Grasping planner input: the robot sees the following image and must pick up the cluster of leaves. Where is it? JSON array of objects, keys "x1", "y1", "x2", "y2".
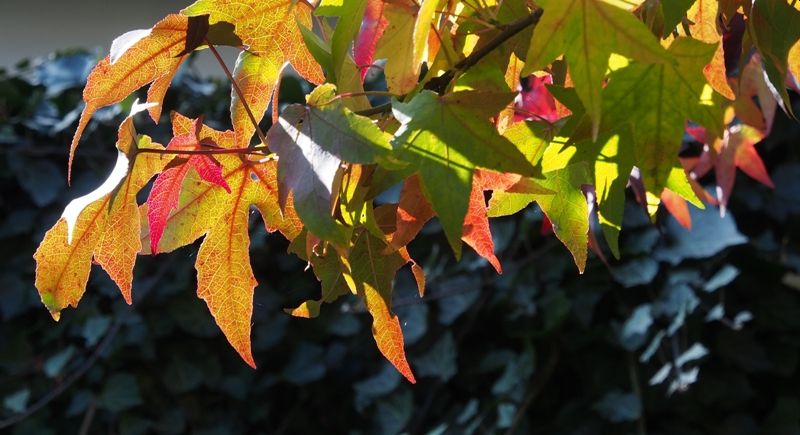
[
  {"x1": 4, "y1": 46, "x2": 800, "y2": 434},
  {"x1": 29, "y1": 0, "x2": 800, "y2": 385}
]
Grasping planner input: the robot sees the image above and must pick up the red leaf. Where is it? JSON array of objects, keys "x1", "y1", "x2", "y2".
[
  {"x1": 354, "y1": 0, "x2": 389, "y2": 81},
  {"x1": 514, "y1": 74, "x2": 561, "y2": 123},
  {"x1": 661, "y1": 188, "x2": 692, "y2": 230},
  {"x1": 146, "y1": 118, "x2": 231, "y2": 253},
  {"x1": 716, "y1": 125, "x2": 773, "y2": 213}
]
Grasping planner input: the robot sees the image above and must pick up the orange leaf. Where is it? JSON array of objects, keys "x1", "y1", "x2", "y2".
[
  {"x1": 138, "y1": 114, "x2": 302, "y2": 367},
  {"x1": 344, "y1": 231, "x2": 416, "y2": 383},
  {"x1": 716, "y1": 125, "x2": 773, "y2": 213},
  {"x1": 688, "y1": 0, "x2": 736, "y2": 99},
  {"x1": 182, "y1": 0, "x2": 324, "y2": 85},
  {"x1": 35, "y1": 108, "x2": 168, "y2": 316},
  {"x1": 661, "y1": 188, "x2": 692, "y2": 230},
  {"x1": 69, "y1": 14, "x2": 190, "y2": 181}
]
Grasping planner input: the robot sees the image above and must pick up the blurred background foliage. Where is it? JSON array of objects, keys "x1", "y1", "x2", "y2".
[{"x1": 2, "y1": 50, "x2": 800, "y2": 435}]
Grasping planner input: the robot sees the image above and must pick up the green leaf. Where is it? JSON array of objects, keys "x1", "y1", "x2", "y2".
[
  {"x1": 749, "y1": 0, "x2": 800, "y2": 117},
  {"x1": 267, "y1": 84, "x2": 393, "y2": 244},
  {"x1": 600, "y1": 37, "x2": 724, "y2": 195},
  {"x1": 488, "y1": 163, "x2": 590, "y2": 271},
  {"x1": 661, "y1": 0, "x2": 696, "y2": 36},
  {"x1": 328, "y1": 0, "x2": 368, "y2": 83},
  {"x1": 524, "y1": 0, "x2": 674, "y2": 136},
  {"x1": 390, "y1": 90, "x2": 536, "y2": 257}
]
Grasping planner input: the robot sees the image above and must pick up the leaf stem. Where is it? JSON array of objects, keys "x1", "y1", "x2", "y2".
[
  {"x1": 205, "y1": 38, "x2": 269, "y2": 147},
  {"x1": 138, "y1": 146, "x2": 272, "y2": 156}
]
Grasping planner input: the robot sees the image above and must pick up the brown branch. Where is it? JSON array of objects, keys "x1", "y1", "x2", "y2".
[
  {"x1": 205, "y1": 39, "x2": 269, "y2": 147},
  {"x1": 424, "y1": 8, "x2": 544, "y2": 94}
]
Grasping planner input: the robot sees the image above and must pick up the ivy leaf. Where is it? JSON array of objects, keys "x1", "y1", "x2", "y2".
[
  {"x1": 34, "y1": 105, "x2": 168, "y2": 317},
  {"x1": 267, "y1": 84, "x2": 394, "y2": 244},
  {"x1": 600, "y1": 37, "x2": 725, "y2": 195},
  {"x1": 391, "y1": 90, "x2": 536, "y2": 258},
  {"x1": 524, "y1": 0, "x2": 673, "y2": 137},
  {"x1": 344, "y1": 231, "x2": 417, "y2": 383},
  {"x1": 69, "y1": 14, "x2": 191, "y2": 181},
  {"x1": 146, "y1": 118, "x2": 231, "y2": 254},
  {"x1": 489, "y1": 164, "x2": 590, "y2": 272},
  {"x1": 748, "y1": 0, "x2": 800, "y2": 116}
]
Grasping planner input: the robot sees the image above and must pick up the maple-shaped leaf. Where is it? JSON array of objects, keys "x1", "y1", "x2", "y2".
[
  {"x1": 716, "y1": 124, "x2": 775, "y2": 214},
  {"x1": 735, "y1": 54, "x2": 778, "y2": 133},
  {"x1": 599, "y1": 37, "x2": 725, "y2": 195},
  {"x1": 748, "y1": 0, "x2": 800, "y2": 116},
  {"x1": 391, "y1": 90, "x2": 536, "y2": 257},
  {"x1": 182, "y1": 0, "x2": 325, "y2": 147},
  {"x1": 140, "y1": 114, "x2": 302, "y2": 368},
  {"x1": 355, "y1": 0, "x2": 389, "y2": 81},
  {"x1": 345, "y1": 231, "x2": 417, "y2": 383},
  {"x1": 35, "y1": 105, "x2": 168, "y2": 317},
  {"x1": 686, "y1": 0, "x2": 736, "y2": 99},
  {"x1": 266, "y1": 84, "x2": 394, "y2": 244},
  {"x1": 387, "y1": 171, "x2": 527, "y2": 273},
  {"x1": 182, "y1": 0, "x2": 323, "y2": 82},
  {"x1": 146, "y1": 118, "x2": 231, "y2": 254},
  {"x1": 69, "y1": 14, "x2": 191, "y2": 180},
  {"x1": 524, "y1": 0, "x2": 673, "y2": 136},
  {"x1": 488, "y1": 164, "x2": 591, "y2": 272}
]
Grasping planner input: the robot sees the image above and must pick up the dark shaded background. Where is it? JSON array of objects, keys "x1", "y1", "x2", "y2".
[{"x1": 2, "y1": 48, "x2": 800, "y2": 435}]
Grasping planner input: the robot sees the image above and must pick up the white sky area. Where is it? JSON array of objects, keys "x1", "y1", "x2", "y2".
[{"x1": 0, "y1": 0, "x2": 236, "y2": 75}]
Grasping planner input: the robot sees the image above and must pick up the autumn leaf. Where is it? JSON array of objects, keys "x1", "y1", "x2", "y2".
[
  {"x1": 391, "y1": 90, "x2": 536, "y2": 257},
  {"x1": 374, "y1": 1, "x2": 422, "y2": 94},
  {"x1": 182, "y1": 0, "x2": 325, "y2": 147},
  {"x1": 69, "y1": 14, "x2": 191, "y2": 181},
  {"x1": 686, "y1": 0, "x2": 736, "y2": 99},
  {"x1": 228, "y1": 51, "x2": 285, "y2": 147},
  {"x1": 387, "y1": 171, "x2": 527, "y2": 273},
  {"x1": 488, "y1": 164, "x2": 591, "y2": 272},
  {"x1": 344, "y1": 231, "x2": 417, "y2": 383},
  {"x1": 140, "y1": 114, "x2": 302, "y2": 368},
  {"x1": 716, "y1": 124, "x2": 775, "y2": 214},
  {"x1": 146, "y1": 117, "x2": 231, "y2": 254},
  {"x1": 661, "y1": 188, "x2": 692, "y2": 230},
  {"x1": 266, "y1": 84, "x2": 394, "y2": 244},
  {"x1": 35, "y1": 104, "x2": 168, "y2": 317},
  {"x1": 182, "y1": 0, "x2": 323, "y2": 84},
  {"x1": 355, "y1": 0, "x2": 389, "y2": 81},
  {"x1": 524, "y1": 0, "x2": 673, "y2": 136}
]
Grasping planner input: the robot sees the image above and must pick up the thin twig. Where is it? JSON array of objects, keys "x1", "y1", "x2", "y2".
[
  {"x1": 205, "y1": 38, "x2": 269, "y2": 147},
  {"x1": 136, "y1": 146, "x2": 271, "y2": 156},
  {"x1": 424, "y1": 8, "x2": 544, "y2": 94}
]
